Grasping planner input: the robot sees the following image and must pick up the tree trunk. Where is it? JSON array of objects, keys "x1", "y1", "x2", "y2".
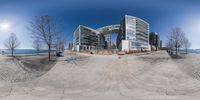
[
  {"x1": 186, "y1": 48, "x2": 188, "y2": 54},
  {"x1": 170, "y1": 49, "x2": 173, "y2": 55},
  {"x1": 48, "y1": 44, "x2": 51, "y2": 61},
  {"x1": 48, "y1": 36, "x2": 51, "y2": 61},
  {"x1": 37, "y1": 49, "x2": 39, "y2": 55},
  {"x1": 156, "y1": 46, "x2": 158, "y2": 51},
  {"x1": 176, "y1": 47, "x2": 178, "y2": 56},
  {"x1": 12, "y1": 49, "x2": 14, "y2": 57}
]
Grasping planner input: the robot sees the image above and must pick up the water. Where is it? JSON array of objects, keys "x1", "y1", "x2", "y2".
[
  {"x1": 178, "y1": 49, "x2": 200, "y2": 54},
  {"x1": 0, "y1": 49, "x2": 49, "y2": 55}
]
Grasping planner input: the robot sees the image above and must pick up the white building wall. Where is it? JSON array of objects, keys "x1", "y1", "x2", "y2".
[
  {"x1": 76, "y1": 45, "x2": 80, "y2": 52},
  {"x1": 122, "y1": 40, "x2": 130, "y2": 52}
]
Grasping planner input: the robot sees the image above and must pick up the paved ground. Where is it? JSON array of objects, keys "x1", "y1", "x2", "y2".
[{"x1": 0, "y1": 51, "x2": 200, "y2": 100}]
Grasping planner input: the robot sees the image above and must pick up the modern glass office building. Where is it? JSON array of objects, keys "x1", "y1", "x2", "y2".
[
  {"x1": 121, "y1": 15, "x2": 149, "y2": 51},
  {"x1": 149, "y1": 32, "x2": 161, "y2": 50},
  {"x1": 74, "y1": 25, "x2": 98, "y2": 52},
  {"x1": 74, "y1": 15, "x2": 150, "y2": 52}
]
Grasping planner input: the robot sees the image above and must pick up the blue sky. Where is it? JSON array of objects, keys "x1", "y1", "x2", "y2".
[{"x1": 0, "y1": 0, "x2": 200, "y2": 49}]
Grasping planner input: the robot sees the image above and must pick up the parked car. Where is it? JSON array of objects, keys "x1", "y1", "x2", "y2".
[{"x1": 56, "y1": 52, "x2": 64, "y2": 57}]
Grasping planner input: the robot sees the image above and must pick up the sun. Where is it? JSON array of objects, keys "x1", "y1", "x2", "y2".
[{"x1": 0, "y1": 22, "x2": 10, "y2": 30}]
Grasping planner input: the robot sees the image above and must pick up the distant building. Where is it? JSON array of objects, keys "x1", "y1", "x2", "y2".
[
  {"x1": 74, "y1": 15, "x2": 150, "y2": 52},
  {"x1": 149, "y1": 32, "x2": 161, "y2": 50},
  {"x1": 160, "y1": 40, "x2": 162, "y2": 48},
  {"x1": 68, "y1": 42, "x2": 74, "y2": 50}
]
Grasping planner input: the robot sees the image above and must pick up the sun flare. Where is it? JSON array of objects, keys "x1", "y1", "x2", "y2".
[{"x1": 0, "y1": 22, "x2": 10, "y2": 30}]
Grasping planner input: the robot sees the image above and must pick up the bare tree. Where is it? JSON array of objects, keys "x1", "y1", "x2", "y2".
[
  {"x1": 32, "y1": 39, "x2": 43, "y2": 55},
  {"x1": 166, "y1": 27, "x2": 185, "y2": 56},
  {"x1": 54, "y1": 34, "x2": 66, "y2": 53},
  {"x1": 166, "y1": 30, "x2": 174, "y2": 55},
  {"x1": 4, "y1": 33, "x2": 20, "y2": 57},
  {"x1": 183, "y1": 37, "x2": 191, "y2": 54},
  {"x1": 28, "y1": 15, "x2": 63, "y2": 61}
]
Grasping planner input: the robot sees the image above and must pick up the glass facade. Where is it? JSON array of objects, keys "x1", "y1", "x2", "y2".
[
  {"x1": 124, "y1": 15, "x2": 149, "y2": 50},
  {"x1": 104, "y1": 34, "x2": 111, "y2": 49},
  {"x1": 74, "y1": 25, "x2": 98, "y2": 51},
  {"x1": 125, "y1": 16, "x2": 137, "y2": 41},
  {"x1": 117, "y1": 19, "x2": 126, "y2": 50},
  {"x1": 97, "y1": 34, "x2": 106, "y2": 50},
  {"x1": 149, "y1": 32, "x2": 161, "y2": 50}
]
